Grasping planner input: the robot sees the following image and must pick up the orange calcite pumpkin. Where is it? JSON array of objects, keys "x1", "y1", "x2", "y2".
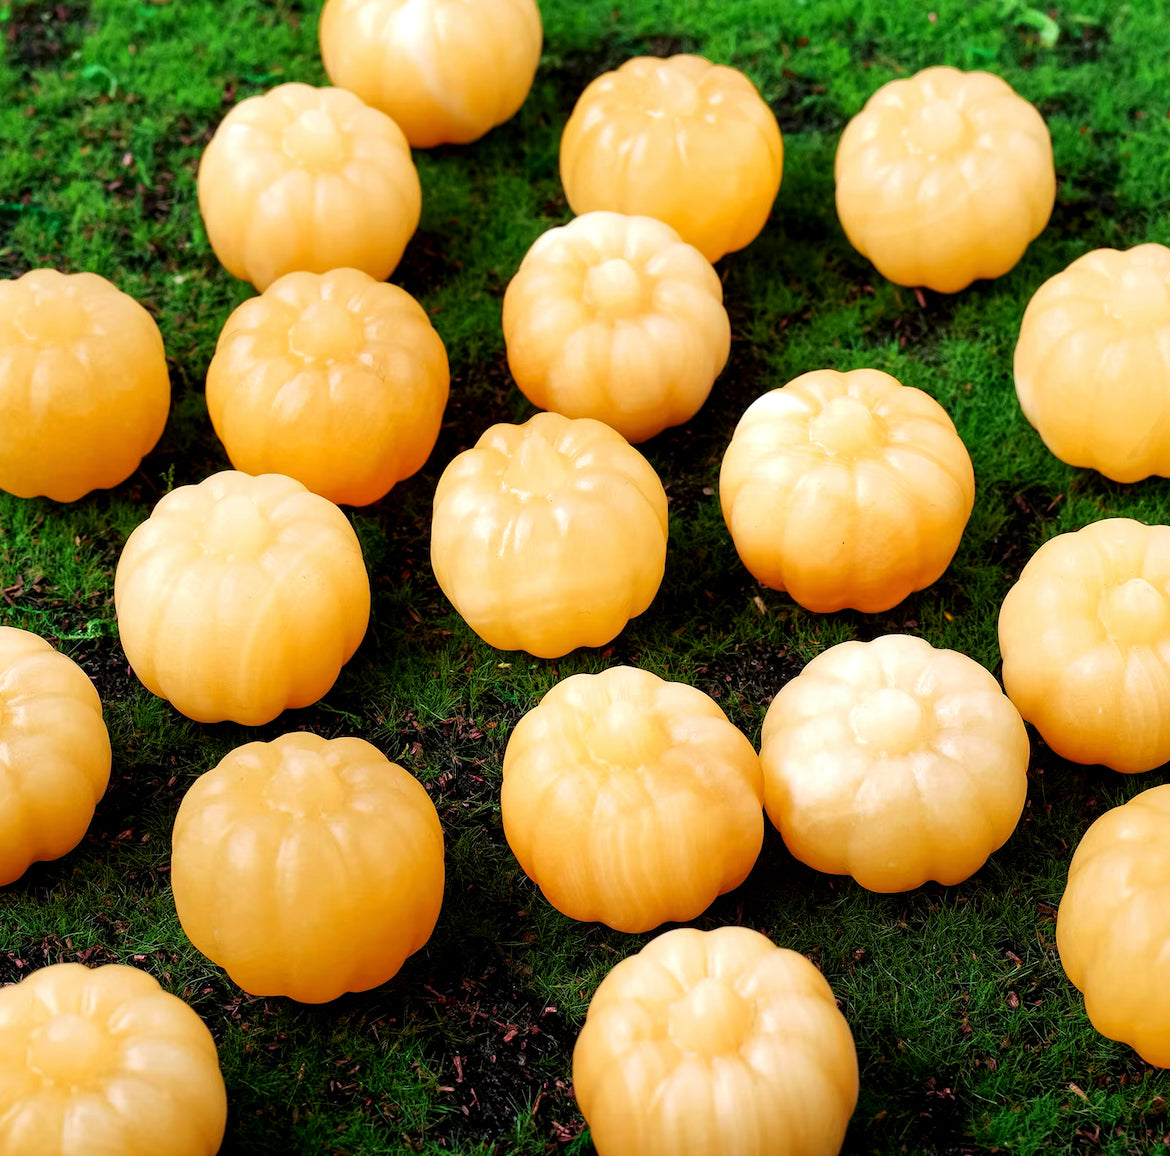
[
  {"x1": 197, "y1": 83, "x2": 421, "y2": 291},
  {"x1": 0, "y1": 269, "x2": 170, "y2": 502},
  {"x1": 573, "y1": 926, "x2": 859, "y2": 1156},
  {"x1": 502, "y1": 211, "x2": 730, "y2": 443},
  {"x1": 999, "y1": 518, "x2": 1170, "y2": 774},
  {"x1": 430, "y1": 413, "x2": 668, "y2": 658},
  {"x1": 0, "y1": 627, "x2": 111, "y2": 886},
  {"x1": 1014, "y1": 243, "x2": 1170, "y2": 482},
  {"x1": 1056, "y1": 784, "x2": 1170, "y2": 1067},
  {"x1": 171, "y1": 733, "x2": 443, "y2": 1003},
  {"x1": 206, "y1": 268, "x2": 449, "y2": 506},
  {"x1": 719, "y1": 368, "x2": 974, "y2": 613},
  {"x1": 761, "y1": 635, "x2": 1030, "y2": 892},
  {"x1": 835, "y1": 66, "x2": 1054, "y2": 293},
  {"x1": 560, "y1": 55, "x2": 783, "y2": 263},
  {"x1": 0, "y1": 963, "x2": 227, "y2": 1156},
  {"x1": 501, "y1": 667, "x2": 763, "y2": 932},
  {"x1": 319, "y1": 0, "x2": 543, "y2": 148},
  {"x1": 114, "y1": 471, "x2": 370, "y2": 726}
]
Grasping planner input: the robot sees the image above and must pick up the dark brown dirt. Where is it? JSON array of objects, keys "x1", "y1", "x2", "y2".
[{"x1": 5, "y1": 0, "x2": 89, "y2": 71}]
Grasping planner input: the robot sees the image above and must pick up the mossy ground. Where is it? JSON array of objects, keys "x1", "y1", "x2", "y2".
[{"x1": 2, "y1": 0, "x2": 1170, "y2": 1152}]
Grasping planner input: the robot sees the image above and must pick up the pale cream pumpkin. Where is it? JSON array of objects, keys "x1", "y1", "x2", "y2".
[
  {"x1": 836, "y1": 66, "x2": 1054, "y2": 292},
  {"x1": 999, "y1": 518, "x2": 1170, "y2": 774},
  {"x1": 761, "y1": 634, "x2": 1030, "y2": 892},
  {"x1": 197, "y1": 83, "x2": 421, "y2": 290},
  {"x1": 0, "y1": 963, "x2": 227, "y2": 1156},
  {"x1": 573, "y1": 926, "x2": 859, "y2": 1156},
  {"x1": 319, "y1": 0, "x2": 543, "y2": 147},
  {"x1": 1014, "y1": 243, "x2": 1170, "y2": 482},
  {"x1": 503, "y1": 211, "x2": 730, "y2": 442},
  {"x1": 719, "y1": 368, "x2": 974, "y2": 612},
  {"x1": 1057, "y1": 784, "x2": 1170, "y2": 1067},
  {"x1": 114, "y1": 471, "x2": 370, "y2": 725}
]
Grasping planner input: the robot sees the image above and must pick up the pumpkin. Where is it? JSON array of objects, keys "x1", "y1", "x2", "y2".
[
  {"x1": 1056, "y1": 784, "x2": 1170, "y2": 1066},
  {"x1": 430, "y1": 413, "x2": 668, "y2": 658},
  {"x1": 760, "y1": 634, "x2": 1030, "y2": 892},
  {"x1": 319, "y1": 0, "x2": 543, "y2": 148},
  {"x1": 502, "y1": 211, "x2": 730, "y2": 443},
  {"x1": 719, "y1": 368, "x2": 975, "y2": 613},
  {"x1": 170, "y1": 732, "x2": 444, "y2": 1003},
  {"x1": 560, "y1": 55, "x2": 783, "y2": 263},
  {"x1": 197, "y1": 82, "x2": 421, "y2": 291},
  {"x1": 501, "y1": 666, "x2": 763, "y2": 932},
  {"x1": 0, "y1": 963, "x2": 227, "y2": 1156},
  {"x1": 206, "y1": 268, "x2": 449, "y2": 507},
  {"x1": 0, "y1": 269, "x2": 169, "y2": 502},
  {"x1": 573, "y1": 925, "x2": 859, "y2": 1156},
  {"x1": 0, "y1": 627, "x2": 111, "y2": 886},
  {"x1": 998, "y1": 517, "x2": 1170, "y2": 774},
  {"x1": 1014, "y1": 243, "x2": 1170, "y2": 482},
  {"x1": 835, "y1": 66, "x2": 1054, "y2": 293},
  {"x1": 114, "y1": 471, "x2": 370, "y2": 725}
]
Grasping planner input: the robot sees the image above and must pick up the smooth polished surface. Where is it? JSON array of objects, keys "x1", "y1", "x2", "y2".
[
  {"x1": 114, "y1": 471, "x2": 370, "y2": 725},
  {"x1": 999, "y1": 517, "x2": 1170, "y2": 774},
  {"x1": 719, "y1": 368, "x2": 975, "y2": 613},
  {"x1": 206, "y1": 268, "x2": 449, "y2": 506},
  {"x1": 503, "y1": 212, "x2": 730, "y2": 442},
  {"x1": 1057, "y1": 784, "x2": 1170, "y2": 1067},
  {"x1": 319, "y1": 0, "x2": 543, "y2": 147},
  {"x1": 1015, "y1": 243, "x2": 1170, "y2": 482},
  {"x1": 0, "y1": 627, "x2": 111, "y2": 887},
  {"x1": 197, "y1": 83, "x2": 421, "y2": 290},
  {"x1": 836, "y1": 66, "x2": 1054, "y2": 292},
  {"x1": 0, "y1": 269, "x2": 170, "y2": 502},
  {"x1": 573, "y1": 926, "x2": 858, "y2": 1156},
  {"x1": 501, "y1": 666, "x2": 763, "y2": 933},
  {"x1": 0, "y1": 963, "x2": 227, "y2": 1156},
  {"x1": 171, "y1": 733, "x2": 444, "y2": 1004},
  {"x1": 761, "y1": 634, "x2": 1030, "y2": 892},
  {"x1": 430, "y1": 413, "x2": 668, "y2": 657},
  {"x1": 560, "y1": 54, "x2": 783, "y2": 263}
]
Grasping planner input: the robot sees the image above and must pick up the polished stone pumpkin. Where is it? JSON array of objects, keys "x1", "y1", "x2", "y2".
[
  {"x1": 0, "y1": 626, "x2": 111, "y2": 886},
  {"x1": 171, "y1": 733, "x2": 444, "y2": 1004}
]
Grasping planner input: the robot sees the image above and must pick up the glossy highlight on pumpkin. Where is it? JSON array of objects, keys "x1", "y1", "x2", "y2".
[
  {"x1": 0, "y1": 627, "x2": 111, "y2": 886},
  {"x1": 503, "y1": 211, "x2": 730, "y2": 442},
  {"x1": 1015, "y1": 243, "x2": 1170, "y2": 482},
  {"x1": 761, "y1": 635, "x2": 1030, "y2": 892},
  {"x1": 719, "y1": 368, "x2": 975, "y2": 613},
  {"x1": 171, "y1": 733, "x2": 444, "y2": 1004},
  {"x1": 0, "y1": 269, "x2": 170, "y2": 502},
  {"x1": 114, "y1": 471, "x2": 370, "y2": 725},
  {"x1": 430, "y1": 413, "x2": 668, "y2": 657},
  {"x1": 1056, "y1": 784, "x2": 1170, "y2": 1066},
  {"x1": 560, "y1": 54, "x2": 783, "y2": 263},
  {"x1": 501, "y1": 666, "x2": 763, "y2": 932},
  {"x1": 999, "y1": 517, "x2": 1170, "y2": 774},
  {"x1": 197, "y1": 82, "x2": 421, "y2": 290},
  {"x1": 319, "y1": 0, "x2": 543, "y2": 148},
  {"x1": 0, "y1": 963, "x2": 227, "y2": 1156},
  {"x1": 206, "y1": 268, "x2": 450, "y2": 506},
  {"x1": 835, "y1": 66, "x2": 1054, "y2": 293},
  {"x1": 573, "y1": 926, "x2": 859, "y2": 1156}
]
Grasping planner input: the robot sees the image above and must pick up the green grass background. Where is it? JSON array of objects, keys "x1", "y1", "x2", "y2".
[{"x1": 2, "y1": 0, "x2": 1170, "y2": 1152}]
